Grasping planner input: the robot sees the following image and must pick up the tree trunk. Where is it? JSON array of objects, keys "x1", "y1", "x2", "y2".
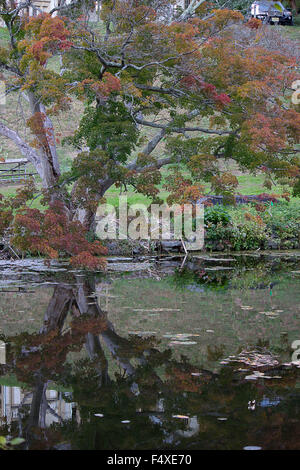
[
  {"x1": 27, "y1": 91, "x2": 61, "y2": 190},
  {"x1": 71, "y1": 177, "x2": 114, "y2": 231},
  {"x1": 40, "y1": 284, "x2": 74, "y2": 334},
  {"x1": 1, "y1": 87, "x2": 114, "y2": 235}
]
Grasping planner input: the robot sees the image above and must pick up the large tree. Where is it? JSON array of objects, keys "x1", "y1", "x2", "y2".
[{"x1": 0, "y1": 0, "x2": 299, "y2": 266}]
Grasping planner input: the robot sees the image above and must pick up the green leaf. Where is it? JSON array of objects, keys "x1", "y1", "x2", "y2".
[{"x1": 10, "y1": 438, "x2": 25, "y2": 446}]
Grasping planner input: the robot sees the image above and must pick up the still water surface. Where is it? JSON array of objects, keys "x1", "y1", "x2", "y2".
[{"x1": 0, "y1": 252, "x2": 299, "y2": 450}]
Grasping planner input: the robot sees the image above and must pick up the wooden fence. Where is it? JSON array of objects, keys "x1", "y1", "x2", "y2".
[{"x1": 0, "y1": 159, "x2": 37, "y2": 182}]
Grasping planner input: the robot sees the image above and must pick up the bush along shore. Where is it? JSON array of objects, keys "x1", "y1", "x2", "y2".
[
  {"x1": 101, "y1": 201, "x2": 300, "y2": 256},
  {"x1": 204, "y1": 202, "x2": 300, "y2": 252}
]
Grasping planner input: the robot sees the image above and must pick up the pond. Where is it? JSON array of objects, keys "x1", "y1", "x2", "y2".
[{"x1": 0, "y1": 252, "x2": 299, "y2": 450}]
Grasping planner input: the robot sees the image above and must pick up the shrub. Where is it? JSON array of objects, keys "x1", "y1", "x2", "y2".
[
  {"x1": 204, "y1": 200, "x2": 300, "y2": 251},
  {"x1": 204, "y1": 206, "x2": 231, "y2": 226}
]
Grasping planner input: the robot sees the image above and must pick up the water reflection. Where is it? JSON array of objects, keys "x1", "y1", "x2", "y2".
[
  {"x1": 1, "y1": 384, "x2": 72, "y2": 426},
  {"x1": 0, "y1": 272, "x2": 299, "y2": 450}
]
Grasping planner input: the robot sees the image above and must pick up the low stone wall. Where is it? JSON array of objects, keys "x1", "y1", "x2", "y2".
[
  {"x1": 102, "y1": 235, "x2": 300, "y2": 256},
  {"x1": 198, "y1": 194, "x2": 279, "y2": 205}
]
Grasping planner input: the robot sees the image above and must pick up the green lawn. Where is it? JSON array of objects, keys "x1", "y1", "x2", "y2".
[
  {"x1": 0, "y1": 184, "x2": 44, "y2": 209},
  {"x1": 280, "y1": 25, "x2": 300, "y2": 40},
  {"x1": 0, "y1": 26, "x2": 9, "y2": 47},
  {"x1": 102, "y1": 170, "x2": 300, "y2": 209},
  {"x1": 2, "y1": 163, "x2": 300, "y2": 210}
]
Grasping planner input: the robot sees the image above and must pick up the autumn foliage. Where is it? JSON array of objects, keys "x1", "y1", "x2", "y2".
[{"x1": 0, "y1": 182, "x2": 107, "y2": 270}]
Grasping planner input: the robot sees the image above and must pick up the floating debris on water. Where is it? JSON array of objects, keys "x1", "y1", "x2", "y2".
[
  {"x1": 248, "y1": 400, "x2": 256, "y2": 410},
  {"x1": 133, "y1": 308, "x2": 181, "y2": 312},
  {"x1": 221, "y1": 349, "x2": 279, "y2": 369},
  {"x1": 128, "y1": 331, "x2": 157, "y2": 336},
  {"x1": 169, "y1": 341, "x2": 197, "y2": 345},
  {"x1": 163, "y1": 333, "x2": 200, "y2": 339},
  {"x1": 243, "y1": 446, "x2": 262, "y2": 450}
]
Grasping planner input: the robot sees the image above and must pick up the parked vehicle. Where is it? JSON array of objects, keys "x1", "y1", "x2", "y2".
[{"x1": 250, "y1": 1, "x2": 293, "y2": 25}]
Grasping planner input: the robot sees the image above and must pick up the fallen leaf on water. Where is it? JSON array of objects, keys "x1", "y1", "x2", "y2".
[
  {"x1": 133, "y1": 308, "x2": 181, "y2": 312},
  {"x1": 172, "y1": 415, "x2": 189, "y2": 419},
  {"x1": 169, "y1": 341, "x2": 197, "y2": 345},
  {"x1": 243, "y1": 446, "x2": 262, "y2": 450},
  {"x1": 164, "y1": 334, "x2": 200, "y2": 339}
]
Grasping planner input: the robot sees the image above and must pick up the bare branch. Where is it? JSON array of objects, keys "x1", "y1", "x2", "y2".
[
  {"x1": 127, "y1": 154, "x2": 173, "y2": 172},
  {"x1": 178, "y1": 0, "x2": 207, "y2": 21},
  {"x1": 142, "y1": 127, "x2": 166, "y2": 156}
]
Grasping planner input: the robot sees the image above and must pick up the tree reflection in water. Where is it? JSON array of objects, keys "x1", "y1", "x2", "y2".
[{"x1": 0, "y1": 276, "x2": 299, "y2": 450}]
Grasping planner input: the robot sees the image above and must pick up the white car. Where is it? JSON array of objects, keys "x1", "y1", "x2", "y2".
[{"x1": 250, "y1": 1, "x2": 293, "y2": 25}]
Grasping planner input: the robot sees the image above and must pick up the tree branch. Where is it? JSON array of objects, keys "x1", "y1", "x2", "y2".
[
  {"x1": 135, "y1": 117, "x2": 232, "y2": 135},
  {"x1": 142, "y1": 127, "x2": 166, "y2": 155},
  {"x1": 178, "y1": 0, "x2": 207, "y2": 21},
  {"x1": 127, "y1": 155, "x2": 173, "y2": 172},
  {"x1": 134, "y1": 83, "x2": 185, "y2": 98}
]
